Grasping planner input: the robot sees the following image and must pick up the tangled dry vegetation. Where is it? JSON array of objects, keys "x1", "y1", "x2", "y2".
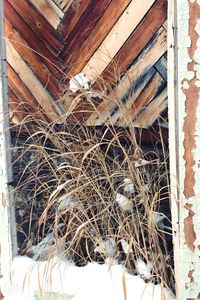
[{"x1": 10, "y1": 121, "x2": 174, "y2": 293}]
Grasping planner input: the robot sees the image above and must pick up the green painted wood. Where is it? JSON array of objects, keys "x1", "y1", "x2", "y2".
[{"x1": 35, "y1": 291, "x2": 73, "y2": 300}]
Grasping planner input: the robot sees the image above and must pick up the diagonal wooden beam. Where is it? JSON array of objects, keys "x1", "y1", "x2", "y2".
[
  {"x1": 7, "y1": 64, "x2": 49, "y2": 122},
  {"x1": 7, "y1": 0, "x2": 64, "y2": 56},
  {"x1": 4, "y1": 0, "x2": 62, "y2": 75},
  {"x1": 86, "y1": 68, "x2": 157, "y2": 126},
  {"x1": 59, "y1": 0, "x2": 91, "y2": 40},
  {"x1": 5, "y1": 18, "x2": 60, "y2": 99},
  {"x1": 132, "y1": 88, "x2": 167, "y2": 128},
  {"x1": 8, "y1": 87, "x2": 35, "y2": 122},
  {"x1": 7, "y1": 41, "x2": 64, "y2": 123},
  {"x1": 85, "y1": 26, "x2": 167, "y2": 126},
  {"x1": 94, "y1": 0, "x2": 167, "y2": 88},
  {"x1": 117, "y1": 72, "x2": 166, "y2": 127},
  {"x1": 81, "y1": 0, "x2": 156, "y2": 82},
  {"x1": 29, "y1": 0, "x2": 64, "y2": 29},
  {"x1": 57, "y1": 0, "x2": 75, "y2": 12},
  {"x1": 64, "y1": 1, "x2": 167, "y2": 125},
  {"x1": 64, "y1": 0, "x2": 132, "y2": 77},
  {"x1": 60, "y1": 0, "x2": 112, "y2": 64}
]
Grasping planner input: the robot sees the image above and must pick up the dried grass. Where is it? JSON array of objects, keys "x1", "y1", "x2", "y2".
[{"x1": 10, "y1": 119, "x2": 174, "y2": 293}]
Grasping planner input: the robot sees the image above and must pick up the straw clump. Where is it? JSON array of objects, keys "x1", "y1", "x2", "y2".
[{"x1": 11, "y1": 122, "x2": 174, "y2": 292}]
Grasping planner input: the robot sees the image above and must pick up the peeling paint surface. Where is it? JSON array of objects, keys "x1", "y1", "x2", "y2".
[{"x1": 176, "y1": 0, "x2": 200, "y2": 298}]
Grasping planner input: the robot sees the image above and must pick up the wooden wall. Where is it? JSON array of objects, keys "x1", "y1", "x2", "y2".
[{"x1": 5, "y1": 0, "x2": 167, "y2": 127}]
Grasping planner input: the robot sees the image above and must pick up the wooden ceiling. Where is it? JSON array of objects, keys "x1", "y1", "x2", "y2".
[{"x1": 5, "y1": 0, "x2": 167, "y2": 127}]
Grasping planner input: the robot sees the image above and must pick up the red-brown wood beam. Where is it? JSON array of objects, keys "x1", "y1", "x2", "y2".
[
  {"x1": 95, "y1": 0, "x2": 167, "y2": 88},
  {"x1": 59, "y1": 0, "x2": 91, "y2": 41},
  {"x1": 7, "y1": 64, "x2": 49, "y2": 122},
  {"x1": 4, "y1": 0, "x2": 62, "y2": 76},
  {"x1": 7, "y1": 0, "x2": 64, "y2": 56},
  {"x1": 63, "y1": 0, "x2": 132, "y2": 77},
  {"x1": 5, "y1": 18, "x2": 61, "y2": 100},
  {"x1": 60, "y1": 0, "x2": 112, "y2": 66}
]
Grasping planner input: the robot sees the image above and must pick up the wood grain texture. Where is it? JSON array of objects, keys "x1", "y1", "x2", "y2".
[
  {"x1": 61, "y1": 0, "x2": 112, "y2": 64},
  {"x1": 83, "y1": 27, "x2": 167, "y2": 126},
  {"x1": 95, "y1": 0, "x2": 167, "y2": 87},
  {"x1": 82, "y1": 0, "x2": 156, "y2": 82},
  {"x1": 85, "y1": 69, "x2": 156, "y2": 126},
  {"x1": 5, "y1": 0, "x2": 168, "y2": 127},
  {"x1": 7, "y1": 0, "x2": 63, "y2": 56},
  {"x1": 5, "y1": 18, "x2": 60, "y2": 99},
  {"x1": 59, "y1": 0, "x2": 91, "y2": 40},
  {"x1": 7, "y1": 64, "x2": 48, "y2": 122},
  {"x1": 59, "y1": 0, "x2": 75, "y2": 11},
  {"x1": 4, "y1": 0, "x2": 62, "y2": 75},
  {"x1": 64, "y1": 0, "x2": 132, "y2": 76},
  {"x1": 8, "y1": 87, "x2": 31, "y2": 122},
  {"x1": 29, "y1": 0, "x2": 64, "y2": 28},
  {"x1": 132, "y1": 88, "x2": 167, "y2": 128},
  {"x1": 117, "y1": 72, "x2": 165, "y2": 127},
  {"x1": 7, "y1": 41, "x2": 63, "y2": 123}
]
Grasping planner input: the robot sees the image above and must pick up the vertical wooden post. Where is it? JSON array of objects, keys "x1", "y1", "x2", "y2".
[
  {"x1": 0, "y1": 0, "x2": 17, "y2": 295},
  {"x1": 168, "y1": 0, "x2": 200, "y2": 298}
]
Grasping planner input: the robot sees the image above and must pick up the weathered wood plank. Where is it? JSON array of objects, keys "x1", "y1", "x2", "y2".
[
  {"x1": 4, "y1": 1, "x2": 62, "y2": 75},
  {"x1": 29, "y1": 0, "x2": 64, "y2": 29},
  {"x1": 59, "y1": 0, "x2": 91, "y2": 40},
  {"x1": 85, "y1": 68, "x2": 156, "y2": 126},
  {"x1": 132, "y1": 88, "x2": 167, "y2": 128},
  {"x1": 57, "y1": 0, "x2": 74, "y2": 11},
  {"x1": 7, "y1": 64, "x2": 48, "y2": 122},
  {"x1": 61, "y1": 0, "x2": 112, "y2": 64},
  {"x1": 117, "y1": 72, "x2": 165, "y2": 127},
  {"x1": 85, "y1": 26, "x2": 167, "y2": 126},
  {"x1": 82, "y1": 0, "x2": 156, "y2": 82},
  {"x1": 7, "y1": 0, "x2": 63, "y2": 56},
  {"x1": 8, "y1": 87, "x2": 31, "y2": 122},
  {"x1": 65, "y1": 0, "x2": 167, "y2": 125},
  {"x1": 65, "y1": 0, "x2": 132, "y2": 77},
  {"x1": 114, "y1": 27, "x2": 167, "y2": 99},
  {"x1": 94, "y1": 0, "x2": 167, "y2": 88},
  {"x1": 53, "y1": 0, "x2": 73, "y2": 11},
  {"x1": 154, "y1": 55, "x2": 167, "y2": 81},
  {"x1": 7, "y1": 41, "x2": 64, "y2": 123},
  {"x1": 5, "y1": 18, "x2": 60, "y2": 99}
]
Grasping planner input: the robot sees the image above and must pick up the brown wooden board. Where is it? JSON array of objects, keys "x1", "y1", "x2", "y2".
[
  {"x1": 61, "y1": 0, "x2": 112, "y2": 65},
  {"x1": 117, "y1": 72, "x2": 165, "y2": 127},
  {"x1": 8, "y1": 87, "x2": 30, "y2": 122},
  {"x1": 64, "y1": 0, "x2": 132, "y2": 77},
  {"x1": 95, "y1": 0, "x2": 167, "y2": 88},
  {"x1": 7, "y1": 0, "x2": 64, "y2": 56},
  {"x1": 4, "y1": 0, "x2": 62, "y2": 76},
  {"x1": 65, "y1": 24, "x2": 167, "y2": 125},
  {"x1": 59, "y1": 0, "x2": 91, "y2": 40},
  {"x1": 7, "y1": 64, "x2": 48, "y2": 122},
  {"x1": 5, "y1": 0, "x2": 167, "y2": 127},
  {"x1": 5, "y1": 18, "x2": 60, "y2": 99}
]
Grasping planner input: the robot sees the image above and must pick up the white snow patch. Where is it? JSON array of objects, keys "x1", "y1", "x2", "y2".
[
  {"x1": 30, "y1": 233, "x2": 55, "y2": 261},
  {"x1": 2, "y1": 256, "x2": 175, "y2": 300},
  {"x1": 152, "y1": 212, "x2": 165, "y2": 229},
  {"x1": 134, "y1": 159, "x2": 151, "y2": 168},
  {"x1": 120, "y1": 239, "x2": 133, "y2": 254},
  {"x1": 57, "y1": 195, "x2": 75, "y2": 212},
  {"x1": 94, "y1": 238, "x2": 116, "y2": 257},
  {"x1": 115, "y1": 192, "x2": 132, "y2": 212},
  {"x1": 69, "y1": 73, "x2": 90, "y2": 93},
  {"x1": 123, "y1": 178, "x2": 134, "y2": 193},
  {"x1": 135, "y1": 258, "x2": 153, "y2": 281}
]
